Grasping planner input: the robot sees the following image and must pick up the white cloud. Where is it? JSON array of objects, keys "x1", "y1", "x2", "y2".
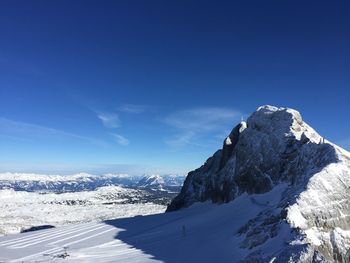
[
  {"x1": 111, "y1": 133, "x2": 129, "y2": 146},
  {"x1": 95, "y1": 104, "x2": 150, "y2": 130},
  {"x1": 97, "y1": 112, "x2": 121, "y2": 128},
  {"x1": 163, "y1": 107, "x2": 242, "y2": 148},
  {"x1": 164, "y1": 132, "x2": 194, "y2": 148},
  {"x1": 0, "y1": 117, "x2": 105, "y2": 146},
  {"x1": 164, "y1": 107, "x2": 241, "y2": 132},
  {"x1": 117, "y1": 104, "x2": 149, "y2": 114}
]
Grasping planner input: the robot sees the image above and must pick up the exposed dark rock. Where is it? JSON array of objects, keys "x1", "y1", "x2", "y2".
[{"x1": 21, "y1": 225, "x2": 55, "y2": 233}]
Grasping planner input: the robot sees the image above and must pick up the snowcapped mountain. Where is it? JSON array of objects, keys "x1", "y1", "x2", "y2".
[
  {"x1": 0, "y1": 173, "x2": 185, "y2": 193},
  {"x1": 135, "y1": 174, "x2": 185, "y2": 192},
  {"x1": 137, "y1": 175, "x2": 166, "y2": 190},
  {"x1": 168, "y1": 105, "x2": 350, "y2": 262}
]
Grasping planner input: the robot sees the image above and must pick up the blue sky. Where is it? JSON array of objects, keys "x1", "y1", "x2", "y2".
[{"x1": 0, "y1": 0, "x2": 350, "y2": 175}]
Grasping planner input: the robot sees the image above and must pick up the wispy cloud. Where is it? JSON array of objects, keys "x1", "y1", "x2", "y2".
[
  {"x1": 0, "y1": 117, "x2": 105, "y2": 146},
  {"x1": 163, "y1": 107, "x2": 242, "y2": 148},
  {"x1": 164, "y1": 107, "x2": 241, "y2": 132},
  {"x1": 94, "y1": 104, "x2": 150, "y2": 130},
  {"x1": 111, "y1": 133, "x2": 129, "y2": 146},
  {"x1": 97, "y1": 112, "x2": 121, "y2": 128},
  {"x1": 117, "y1": 104, "x2": 150, "y2": 114},
  {"x1": 164, "y1": 132, "x2": 195, "y2": 148}
]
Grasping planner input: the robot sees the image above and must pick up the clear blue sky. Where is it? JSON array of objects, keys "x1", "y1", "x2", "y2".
[{"x1": 1, "y1": 0, "x2": 349, "y2": 175}]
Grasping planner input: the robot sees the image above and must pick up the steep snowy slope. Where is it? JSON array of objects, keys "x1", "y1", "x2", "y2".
[{"x1": 168, "y1": 105, "x2": 350, "y2": 262}]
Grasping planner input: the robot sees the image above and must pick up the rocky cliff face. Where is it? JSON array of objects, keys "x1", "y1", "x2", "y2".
[{"x1": 167, "y1": 105, "x2": 350, "y2": 263}]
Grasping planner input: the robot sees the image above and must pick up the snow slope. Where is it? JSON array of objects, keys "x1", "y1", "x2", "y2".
[
  {"x1": 0, "y1": 184, "x2": 289, "y2": 263},
  {"x1": 0, "y1": 186, "x2": 165, "y2": 235}
]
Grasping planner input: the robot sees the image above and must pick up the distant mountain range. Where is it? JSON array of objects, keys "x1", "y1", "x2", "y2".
[
  {"x1": 0, "y1": 173, "x2": 185, "y2": 235},
  {"x1": 0, "y1": 173, "x2": 186, "y2": 193}
]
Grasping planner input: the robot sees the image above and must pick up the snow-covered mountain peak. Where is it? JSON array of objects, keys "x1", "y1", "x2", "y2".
[
  {"x1": 247, "y1": 105, "x2": 321, "y2": 143},
  {"x1": 167, "y1": 105, "x2": 350, "y2": 262},
  {"x1": 168, "y1": 105, "x2": 333, "y2": 209},
  {"x1": 137, "y1": 175, "x2": 166, "y2": 190}
]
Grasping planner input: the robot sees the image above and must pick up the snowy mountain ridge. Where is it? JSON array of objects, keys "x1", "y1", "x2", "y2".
[
  {"x1": 168, "y1": 105, "x2": 350, "y2": 262},
  {"x1": 0, "y1": 173, "x2": 185, "y2": 193}
]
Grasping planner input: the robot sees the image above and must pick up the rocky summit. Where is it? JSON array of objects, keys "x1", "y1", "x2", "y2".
[{"x1": 167, "y1": 105, "x2": 350, "y2": 262}]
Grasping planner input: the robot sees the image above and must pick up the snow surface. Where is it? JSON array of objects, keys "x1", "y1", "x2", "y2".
[
  {"x1": 0, "y1": 186, "x2": 165, "y2": 235},
  {"x1": 0, "y1": 184, "x2": 288, "y2": 263}
]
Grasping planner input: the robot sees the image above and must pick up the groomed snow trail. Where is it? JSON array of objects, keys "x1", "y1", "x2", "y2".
[{"x1": 0, "y1": 184, "x2": 287, "y2": 263}]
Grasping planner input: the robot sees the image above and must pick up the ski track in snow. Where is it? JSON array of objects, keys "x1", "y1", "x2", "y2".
[
  {"x1": 0, "y1": 219, "x2": 166, "y2": 263},
  {"x1": 0, "y1": 222, "x2": 118, "y2": 263},
  {"x1": 0, "y1": 184, "x2": 287, "y2": 263}
]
